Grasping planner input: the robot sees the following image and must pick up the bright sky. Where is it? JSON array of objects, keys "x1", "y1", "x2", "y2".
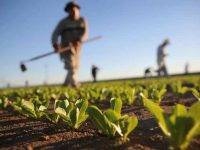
[{"x1": 0, "y1": 0, "x2": 200, "y2": 87}]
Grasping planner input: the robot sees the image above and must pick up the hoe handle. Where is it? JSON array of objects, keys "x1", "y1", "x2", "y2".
[
  {"x1": 23, "y1": 36, "x2": 102, "y2": 63},
  {"x1": 28, "y1": 51, "x2": 55, "y2": 62}
]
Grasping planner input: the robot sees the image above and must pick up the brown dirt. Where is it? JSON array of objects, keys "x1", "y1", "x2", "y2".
[{"x1": 0, "y1": 93, "x2": 200, "y2": 150}]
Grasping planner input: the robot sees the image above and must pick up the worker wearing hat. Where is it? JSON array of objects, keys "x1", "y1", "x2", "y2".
[
  {"x1": 157, "y1": 39, "x2": 169, "y2": 76},
  {"x1": 51, "y1": 1, "x2": 88, "y2": 87}
]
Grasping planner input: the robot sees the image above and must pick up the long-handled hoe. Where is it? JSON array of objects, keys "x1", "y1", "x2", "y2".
[{"x1": 20, "y1": 36, "x2": 102, "y2": 72}]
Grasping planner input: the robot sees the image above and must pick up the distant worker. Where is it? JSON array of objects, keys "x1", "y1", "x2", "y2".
[
  {"x1": 25, "y1": 80, "x2": 29, "y2": 87},
  {"x1": 7, "y1": 83, "x2": 10, "y2": 88},
  {"x1": 185, "y1": 62, "x2": 189, "y2": 74},
  {"x1": 91, "y1": 65, "x2": 99, "y2": 82},
  {"x1": 144, "y1": 67, "x2": 153, "y2": 78},
  {"x1": 51, "y1": 1, "x2": 88, "y2": 87},
  {"x1": 157, "y1": 39, "x2": 169, "y2": 76}
]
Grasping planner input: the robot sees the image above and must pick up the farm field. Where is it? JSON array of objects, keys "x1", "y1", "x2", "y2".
[{"x1": 0, "y1": 75, "x2": 200, "y2": 150}]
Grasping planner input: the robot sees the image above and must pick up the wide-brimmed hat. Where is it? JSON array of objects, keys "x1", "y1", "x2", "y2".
[{"x1": 64, "y1": 1, "x2": 80, "y2": 12}]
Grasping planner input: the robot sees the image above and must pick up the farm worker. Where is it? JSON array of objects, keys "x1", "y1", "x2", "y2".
[
  {"x1": 185, "y1": 62, "x2": 189, "y2": 74},
  {"x1": 157, "y1": 39, "x2": 169, "y2": 76},
  {"x1": 51, "y1": 1, "x2": 88, "y2": 87},
  {"x1": 91, "y1": 65, "x2": 99, "y2": 82},
  {"x1": 144, "y1": 67, "x2": 153, "y2": 78}
]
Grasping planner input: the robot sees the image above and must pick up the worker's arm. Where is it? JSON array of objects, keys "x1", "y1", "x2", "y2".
[
  {"x1": 163, "y1": 53, "x2": 169, "y2": 57},
  {"x1": 80, "y1": 18, "x2": 89, "y2": 42},
  {"x1": 51, "y1": 19, "x2": 64, "y2": 52}
]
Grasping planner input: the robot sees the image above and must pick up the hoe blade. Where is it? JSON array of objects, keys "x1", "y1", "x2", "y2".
[{"x1": 20, "y1": 63, "x2": 27, "y2": 72}]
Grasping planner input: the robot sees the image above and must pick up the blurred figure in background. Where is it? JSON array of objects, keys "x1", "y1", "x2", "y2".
[
  {"x1": 157, "y1": 39, "x2": 170, "y2": 76},
  {"x1": 7, "y1": 83, "x2": 10, "y2": 88},
  {"x1": 185, "y1": 62, "x2": 189, "y2": 74},
  {"x1": 144, "y1": 67, "x2": 153, "y2": 78},
  {"x1": 51, "y1": 1, "x2": 88, "y2": 87},
  {"x1": 91, "y1": 65, "x2": 99, "y2": 82},
  {"x1": 25, "y1": 80, "x2": 29, "y2": 87}
]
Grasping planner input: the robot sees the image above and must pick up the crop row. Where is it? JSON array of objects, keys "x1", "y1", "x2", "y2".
[
  {"x1": 1, "y1": 81, "x2": 200, "y2": 106},
  {"x1": 0, "y1": 77, "x2": 200, "y2": 150}
]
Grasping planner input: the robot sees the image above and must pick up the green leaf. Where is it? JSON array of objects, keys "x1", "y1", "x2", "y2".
[
  {"x1": 184, "y1": 122, "x2": 200, "y2": 150},
  {"x1": 75, "y1": 99, "x2": 88, "y2": 127},
  {"x1": 188, "y1": 101, "x2": 200, "y2": 123},
  {"x1": 69, "y1": 108, "x2": 80, "y2": 128},
  {"x1": 157, "y1": 88, "x2": 167, "y2": 103},
  {"x1": 110, "y1": 122, "x2": 123, "y2": 136},
  {"x1": 119, "y1": 115, "x2": 138, "y2": 139},
  {"x1": 36, "y1": 105, "x2": 48, "y2": 118},
  {"x1": 171, "y1": 117, "x2": 194, "y2": 150},
  {"x1": 0, "y1": 99, "x2": 3, "y2": 109},
  {"x1": 0, "y1": 97, "x2": 9, "y2": 109},
  {"x1": 46, "y1": 113, "x2": 59, "y2": 123},
  {"x1": 55, "y1": 107, "x2": 68, "y2": 121},
  {"x1": 11, "y1": 98, "x2": 22, "y2": 112},
  {"x1": 110, "y1": 98, "x2": 122, "y2": 114},
  {"x1": 169, "y1": 104, "x2": 187, "y2": 125},
  {"x1": 76, "y1": 99, "x2": 88, "y2": 117},
  {"x1": 65, "y1": 102, "x2": 74, "y2": 114},
  {"x1": 184, "y1": 102, "x2": 200, "y2": 145},
  {"x1": 21, "y1": 99, "x2": 37, "y2": 118},
  {"x1": 191, "y1": 89, "x2": 200, "y2": 101},
  {"x1": 38, "y1": 105, "x2": 47, "y2": 111},
  {"x1": 87, "y1": 106, "x2": 112, "y2": 135},
  {"x1": 140, "y1": 93, "x2": 171, "y2": 136},
  {"x1": 104, "y1": 109, "x2": 120, "y2": 123},
  {"x1": 169, "y1": 104, "x2": 188, "y2": 145},
  {"x1": 55, "y1": 99, "x2": 69, "y2": 110}
]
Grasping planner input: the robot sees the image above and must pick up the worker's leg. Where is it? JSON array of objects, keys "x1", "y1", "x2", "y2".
[
  {"x1": 92, "y1": 72, "x2": 96, "y2": 82},
  {"x1": 71, "y1": 68, "x2": 80, "y2": 87},
  {"x1": 63, "y1": 60, "x2": 72, "y2": 86},
  {"x1": 94, "y1": 73, "x2": 96, "y2": 82},
  {"x1": 63, "y1": 46, "x2": 81, "y2": 87},
  {"x1": 71, "y1": 46, "x2": 81, "y2": 87},
  {"x1": 157, "y1": 68, "x2": 161, "y2": 76},
  {"x1": 163, "y1": 65, "x2": 168, "y2": 76},
  {"x1": 63, "y1": 70, "x2": 71, "y2": 86}
]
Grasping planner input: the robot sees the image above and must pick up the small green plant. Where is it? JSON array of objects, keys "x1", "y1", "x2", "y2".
[
  {"x1": 55, "y1": 99, "x2": 88, "y2": 129},
  {"x1": 171, "y1": 82, "x2": 189, "y2": 96},
  {"x1": 0, "y1": 97, "x2": 9, "y2": 109},
  {"x1": 140, "y1": 86, "x2": 166, "y2": 104},
  {"x1": 149, "y1": 88, "x2": 167, "y2": 104},
  {"x1": 87, "y1": 98, "x2": 138, "y2": 140},
  {"x1": 11, "y1": 98, "x2": 48, "y2": 119},
  {"x1": 141, "y1": 93, "x2": 200, "y2": 150},
  {"x1": 119, "y1": 88, "x2": 137, "y2": 105}
]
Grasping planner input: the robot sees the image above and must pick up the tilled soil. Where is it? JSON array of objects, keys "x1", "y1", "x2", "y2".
[{"x1": 0, "y1": 93, "x2": 200, "y2": 150}]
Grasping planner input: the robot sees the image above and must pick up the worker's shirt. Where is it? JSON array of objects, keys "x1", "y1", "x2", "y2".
[
  {"x1": 51, "y1": 16, "x2": 88, "y2": 47},
  {"x1": 157, "y1": 45, "x2": 167, "y2": 66},
  {"x1": 51, "y1": 16, "x2": 88, "y2": 69}
]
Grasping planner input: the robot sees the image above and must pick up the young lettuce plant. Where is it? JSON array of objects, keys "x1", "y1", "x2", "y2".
[
  {"x1": 87, "y1": 98, "x2": 138, "y2": 140},
  {"x1": 120, "y1": 88, "x2": 137, "y2": 105},
  {"x1": 55, "y1": 99, "x2": 88, "y2": 129},
  {"x1": 13, "y1": 99, "x2": 37, "y2": 118},
  {"x1": 140, "y1": 93, "x2": 200, "y2": 150},
  {"x1": 171, "y1": 82, "x2": 189, "y2": 96},
  {"x1": 140, "y1": 86, "x2": 166, "y2": 104},
  {"x1": 43, "y1": 98, "x2": 64, "y2": 124},
  {"x1": 148, "y1": 87, "x2": 167, "y2": 104},
  {"x1": 0, "y1": 97, "x2": 10, "y2": 109},
  {"x1": 11, "y1": 98, "x2": 48, "y2": 119}
]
